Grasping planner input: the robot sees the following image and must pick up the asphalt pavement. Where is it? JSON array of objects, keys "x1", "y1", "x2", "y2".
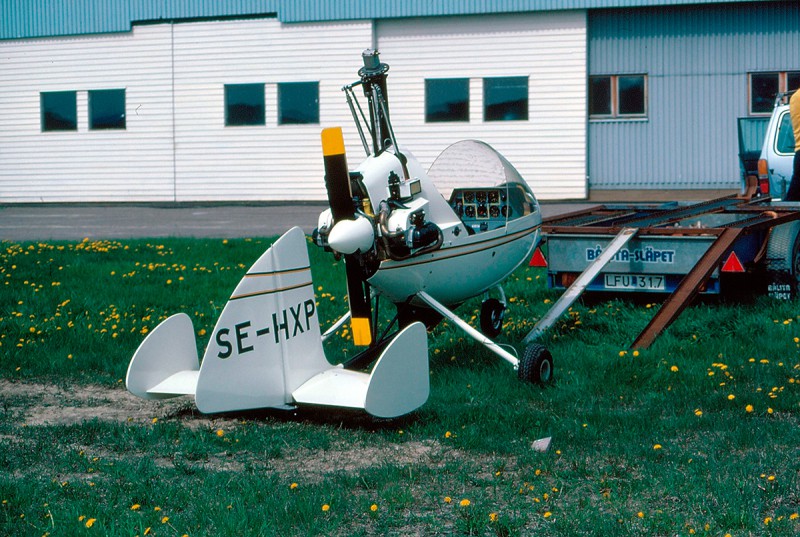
[{"x1": 0, "y1": 201, "x2": 595, "y2": 241}]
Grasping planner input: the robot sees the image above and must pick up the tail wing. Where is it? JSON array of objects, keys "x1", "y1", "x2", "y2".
[{"x1": 125, "y1": 226, "x2": 430, "y2": 418}]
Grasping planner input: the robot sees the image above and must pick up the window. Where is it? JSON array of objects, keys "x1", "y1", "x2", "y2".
[
  {"x1": 484, "y1": 76, "x2": 528, "y2": 121},
  {"x1": 278, "y1": 82, "x2": 319, "y2": 125},
  {"x1": 425, "y1": 78, "x2": 469, "y2": 122},
  {"x1": 41, "y1": 91, "x2": 77, "y2": 131},
  {"x1": 589, "y1": 75, "x2": 647, "y2": 119},
  {"x1": 225, "y1": 84, "x2": 265, "y2": 126},
  {"x1": 89, "y1": 89, "x2": 125, "y2": 130},
  {"x1": 749, "y1": 72, "x2": 800, "y2": 115}
]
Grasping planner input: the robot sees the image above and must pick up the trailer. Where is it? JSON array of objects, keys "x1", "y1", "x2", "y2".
[{"x1": 528, "y1": 183, "x2": 800, "y2": 350}]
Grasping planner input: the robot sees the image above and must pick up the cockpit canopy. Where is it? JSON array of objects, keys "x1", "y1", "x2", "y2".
[{"x1": 428, "y1": 140, "x2": 538, "y2": 232}]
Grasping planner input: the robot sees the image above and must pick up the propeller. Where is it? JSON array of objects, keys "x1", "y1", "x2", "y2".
[{"x1": 321, "y1": 127, "x2": 374, "y2": 347}]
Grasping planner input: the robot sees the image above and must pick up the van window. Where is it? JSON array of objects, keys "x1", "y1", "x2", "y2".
[{"x1": 776, "y1": 112, "x2": 795, "y2": 155}]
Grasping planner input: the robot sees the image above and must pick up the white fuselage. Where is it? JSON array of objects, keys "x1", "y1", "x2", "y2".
[{"x1": 353, "y1": 147, "x2": 542, "y2": 305}]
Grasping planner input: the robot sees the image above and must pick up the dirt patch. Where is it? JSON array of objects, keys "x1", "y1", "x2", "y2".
[{"x1": 0, "y1": 379, "x2": 195, "y2": 426}]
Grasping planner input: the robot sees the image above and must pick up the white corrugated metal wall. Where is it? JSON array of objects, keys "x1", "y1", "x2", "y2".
[
  {"x1": 0, "y1": 13, "x2": 585, "y2": 202},
  {"x1": 0, "y1": 25, "x2": 176, "y2": 201},
  {"x1": 376, "y1": 11, "x2": 587, "y2": 200}
]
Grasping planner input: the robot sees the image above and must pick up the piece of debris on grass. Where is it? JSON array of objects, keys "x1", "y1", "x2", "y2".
[{"x1": 532, "y1": 437, "x2": 552, "y2": 453}]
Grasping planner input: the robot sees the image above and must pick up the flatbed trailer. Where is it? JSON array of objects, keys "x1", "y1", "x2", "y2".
[{"x1": 532, "y1": 185, "x2": 800, "y2": 349}]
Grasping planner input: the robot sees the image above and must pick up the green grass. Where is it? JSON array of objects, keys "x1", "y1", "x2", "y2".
[{"x1": 1, "y1": 236, "x2": 799, "y2": 536}]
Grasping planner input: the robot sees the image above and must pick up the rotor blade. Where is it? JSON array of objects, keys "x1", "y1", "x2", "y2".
[
  {"x1": 321, "y1": 127, "x2": 373, "y2": 346},
  {"x1": 345, "y1": 258, "x2": 372, "y2": 346},
  {"x1": 321, "y1": 127, "x2": 354, "y2": 222}
]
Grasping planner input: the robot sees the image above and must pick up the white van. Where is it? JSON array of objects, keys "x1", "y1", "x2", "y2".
[{"x1": 758, "y1": 92, "x2": 796, "y2": 199}]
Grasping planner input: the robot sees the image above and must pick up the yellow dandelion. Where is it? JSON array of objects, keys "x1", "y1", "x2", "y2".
[
  {"x1": 130, "y1": 504, "x2": 141, "y2": 511},
  {"x1": 459, "y1": 499, "x2": 471, "y2": 507},
  {"x1": 789, "y1": 513, "x2": 798, "y2": 520},
  {"x1": 489, "y1": 512, "x2": 498, "y2": 522},
  {"x1": 745, "y1": 404, "x2": 754, "y2": 413},
  {"x1": 543, "y1": 511, "x2": 552, "y2": 518},
  {"x1": 670, "y1": 365, "x2": 679, "y2": 372},
  {"x1": 444, "y1": 496, "x2": 452, "y2": 504},
  {"x1": 161, "y1": 516, "x2": 169, "y2": 524},
  {"x1": 144, "y1": 528, "x2": 151, "y2": 535},
  {"x1": 85, "y1": 518, "x2": 96, "y2": 528},
  {"x1": 727, "y1": 394, "x2": 735, "y2": 400},
  {"x1": 370, "y1": 504, "x2": 378, "y2": 512},
  {"x1": 290, "y1": 483, "x2": 298, "y2": 490},
  {"x1": 322, "y1": 504, "x2": 330, "y2": 512},
  {"x1": 216, "y1": 429, "x2": 224, "y2": 437},
  {"x1": 619, "y1": 350, "x2": 627, "y2": 357},
  {"x1": 445, "y1": 431, "x2": 452, "y2": 438},
  {"x1": 653, "y1": 444, "x2": 662, "y2": 450},
  {"x1": 694, "y1": 408, "x2": 703, "y2": 417},
  {"x1": 637, "y1": 511, "x2": 644, "y2": 518},
  {"x1": 632, "y1": 350, "x2": 640, "y2": 357}
]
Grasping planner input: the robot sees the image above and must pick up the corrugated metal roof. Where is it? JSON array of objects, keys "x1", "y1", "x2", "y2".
[
  {"x1": 1, "y1": 0, "x2": 278, "y2": 39},
  {"x1": 1, "y1": 0, "x2": 766, "y2": 40}
]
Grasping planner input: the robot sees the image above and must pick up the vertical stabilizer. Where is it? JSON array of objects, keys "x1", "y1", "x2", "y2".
[{"x1": 195, "y1": 227, "x2": 330, "y2": 413}]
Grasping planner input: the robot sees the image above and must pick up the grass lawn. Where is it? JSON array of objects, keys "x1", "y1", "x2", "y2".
[{"x1": 1, "y1": 235, "x2": 798, "y2": 536}]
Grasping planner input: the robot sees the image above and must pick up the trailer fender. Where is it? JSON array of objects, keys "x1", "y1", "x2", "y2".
[{"x1": 765, "y1": 221, "x2": 800, "y2": 299}]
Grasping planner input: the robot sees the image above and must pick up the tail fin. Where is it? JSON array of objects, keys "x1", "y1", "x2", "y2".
[{"x1": 125, "y1": 226, "x2": 430, "y2": 417}]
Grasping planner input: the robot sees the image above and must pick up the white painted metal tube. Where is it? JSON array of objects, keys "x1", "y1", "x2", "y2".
[
  {"x1": 417, "y1": 291, "x2": 519, "y2": 369},
  {"x1": 322, "y1": 311, "x2": 351, "y2": 342},
  {"x1": 523, "y1": 227, "x2": 638, "y2": 345}
]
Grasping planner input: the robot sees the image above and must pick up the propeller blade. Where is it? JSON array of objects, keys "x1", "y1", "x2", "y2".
[
  {"x1": 322, "y1": 127, "x2": 355, "y2": 221},
  {"x1": 345, "y1": 261, "x2": 372, "y2": 346},
  {"x1": 321, "y1": 127, "x2": 373, "y2": 347}
]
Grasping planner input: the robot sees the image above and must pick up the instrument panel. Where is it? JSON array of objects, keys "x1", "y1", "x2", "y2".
[{"x1": 449, "y1": 188, "x2": 511, "y2": 232}]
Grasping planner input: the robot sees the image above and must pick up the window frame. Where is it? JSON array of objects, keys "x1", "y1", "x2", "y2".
[
  {"x1": 483, "y1": 76, "x2": 529, "y2": 122},
  {"x1": 424, "y1": 78, "x2": 470, "y2": 123},
  {"x1": 589, "y1": 74, "x2": 648, "y2": 120},
  {"x1": 748, "y1": 71, "x2": 800, "y2": 116},
  {"x1": 41, "y1": 90, "x2": 78, "y2": 132},
  {"x1": 89, "y1": 88, "x2": 126, "y2": 130},
  {"x1": 277, "y1": 81, "x2": 320, "y2": 125},
  {"x1": 224, "y1": 83, "x2": 266, "y2": 127}
]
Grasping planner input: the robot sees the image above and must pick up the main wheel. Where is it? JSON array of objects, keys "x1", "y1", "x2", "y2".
[
  {"x1": 518, "y1": 343, "x2": 554, "y2": 385},
  {"x1": 479, "y1": 298, "x2": 505, "y2": 339}
]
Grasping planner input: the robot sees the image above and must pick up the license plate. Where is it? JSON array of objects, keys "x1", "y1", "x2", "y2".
[{"x1": 603, "y1": 273, "x2": 665, "y2": 291}]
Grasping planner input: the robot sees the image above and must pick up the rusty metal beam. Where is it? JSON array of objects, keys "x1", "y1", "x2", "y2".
[{"x1": 630, "y1": 227, "x2": 744, "y2": 350}]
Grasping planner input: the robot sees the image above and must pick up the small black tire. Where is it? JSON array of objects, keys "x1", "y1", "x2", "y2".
[
  {"x1": 518, "y1": 343, "x2": 554, "y2": 385},
  {"x1": 479, "y1": 298, "x2": 505, "y2": 339}
]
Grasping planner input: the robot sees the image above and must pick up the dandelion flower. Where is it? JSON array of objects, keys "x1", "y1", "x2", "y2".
[
  {"x1": 460, "y1": 499, "x2": 471, "y2": 507},
  {"x1": 670, "y1": 365, "x2": 679, "y2": 372},
  {"x1": 727, "y1": 394, "x2": 735, "y2": 400},
  {"x1": 489, "y1": 512, "x2": 498, "y2": 522},
  {"x1": 637, "y1": 511, "x2": 644, "y2": 518},
  {"x1": 370, "y1": 504, "x2": 378, "y2": 512},
  {"x1": 216, "y1": 429, "x2": 224, "y2": 437},
  {"x1": 130, "y1": 504, "x2": 141, "y2": 511},
  {"x1": 322, "y1": 504, "x2": 330, "y2": 512},
  {"x1": 444, "y1": 496, "x2": 452, "y2": 504},
  {"x1": 290, "y1": 483, "x2": 298, "y2": 490},
  {"x1": 85, "y1": 518, "x2": 96, "y2": 528},
  {"x1": 543, "y1": 511, "x2": 552, "y2": 518},
  {"x1": 161, "y1": 516, "x2": 169, "y2": 524},
  {"x1": 745, "y1": 404, "x2": 754, "y2": 413},
  {"x1": 653, "y1": 444, "x2": 662, "y2": 450}
]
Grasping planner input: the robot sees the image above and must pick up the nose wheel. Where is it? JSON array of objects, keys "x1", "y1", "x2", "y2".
[
  {"x1": 518, "y1": 343, "x2": 553, "y2": 385},
  {"x1": 480, "y1": 297, "x2": 506, "y2": 338}
]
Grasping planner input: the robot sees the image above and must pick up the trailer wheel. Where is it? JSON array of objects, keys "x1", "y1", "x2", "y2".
[
  {"x1": 765, "y1": 221, "x2": 800, "y2": 299},
  {"x1": 518, "y1": 343, "x2": 553, "y2": 385},
  {"x1": 480, "y1": 298, "x2": 505, "y2": 338}
]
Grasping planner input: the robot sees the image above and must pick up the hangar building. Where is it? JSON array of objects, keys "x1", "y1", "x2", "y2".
[{"x1": 1, "y1": 1, "x2": 798, "y2": 203}]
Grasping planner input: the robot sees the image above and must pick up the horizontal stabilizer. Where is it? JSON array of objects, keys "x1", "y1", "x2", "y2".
[
  {"x1": 147, "y1": 370, "x2": 200, "y2": 397},
  {"x1": 292, "y1": 322, "x2": 429, "y2": 418},
  {"x1": 126, "y1": 313, "x2": 200, "y2": 400}
]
